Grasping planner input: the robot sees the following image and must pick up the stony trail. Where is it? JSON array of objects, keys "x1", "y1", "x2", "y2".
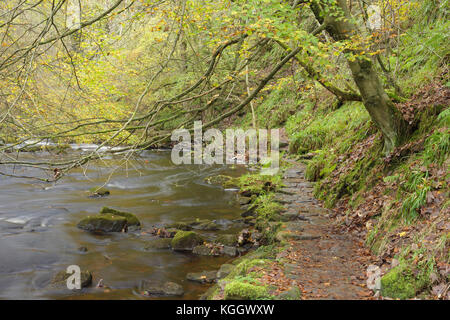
[{"x1": 268, "y1": 160, "x2": 375, "y2": 300}]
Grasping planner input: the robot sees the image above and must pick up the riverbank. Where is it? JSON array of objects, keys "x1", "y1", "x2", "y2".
[{"x1": 202, "y1": 159, "x2": 375, "y2": 300}]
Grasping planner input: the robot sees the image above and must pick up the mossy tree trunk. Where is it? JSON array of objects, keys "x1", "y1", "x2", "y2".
[{"x1": 309, "y1": 0, "x2": 408, "y2": 154}]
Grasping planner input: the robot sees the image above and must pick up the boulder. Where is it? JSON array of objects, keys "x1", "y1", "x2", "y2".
[
  {"x1": 140, "y1": 280, "x2": 184, "y2": 297},
  {"x1": 186, "y1": 271, "x2": 217, "y2": 284},
  {"x1": 214, "y1": 234, "x2": 238, "y2": 247},
  {"x1": 171, "y1": 231, "x2": 204, "y2": 251},
  {"x1": 193, "y1": 244, "x2": 237, "y2": 257},
  {"x1": 194, "y1": 221, "x2": 220, "y2": 231},
  {"x1": 222, "y1": 246, "x2": 238, "y2": 257},
  {"x1": 99, "y1": 207, "x2": 141, "y2": 228},
  {"x1": 165, "y1": 222, "x2": 192, "y2": 231},
  {"x1": 50, "y1": 270, "x2": 92, "y2": 289},
  {"x1": 193, "y1": 245, "x2": 221, "y2": 256},
  {"x1": 77, "y1": 215, "x2": 127, "y2": 233}
]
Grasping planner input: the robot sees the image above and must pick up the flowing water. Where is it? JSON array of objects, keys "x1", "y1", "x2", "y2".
[{"x1": 0, "y1": 149, "x2": 247, "y2": 300}]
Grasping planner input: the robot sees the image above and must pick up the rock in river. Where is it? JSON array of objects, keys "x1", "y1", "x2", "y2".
[
  {"x1": 186, "y1": 271, "x2": 217, "y2": 284},
  {"x1": 194, "y1": 221, "x2": 220, "y2": 231},
  {"x1": 171, "y1": 231, "x2": 204, "y2": 251},
  {"x1": 50, "y1": 270, "x2": 92, "y2": 289},
  {"x1": 99, "y1": 207, "x2": 141, "y2": 228},
  {"x1": 140, "y1": 280, "x2": 184, "y2": 297},
  {"x1": 214, "y1": 234, "x2": 238, "y2": 247},
  {"x1": 77, "y1": 215, "x2": 128, "y2": 233},
  {"x1": 165, "y1": 222, "x2": 192, "y2": 231},
  {"x1": 77, "y1": 207, "x2": 142, "y2": 233}
]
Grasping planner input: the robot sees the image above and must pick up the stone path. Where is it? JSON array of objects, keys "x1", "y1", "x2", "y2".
[{"x1": 270, "y1": 160, "x2": 375, "y2": 300}]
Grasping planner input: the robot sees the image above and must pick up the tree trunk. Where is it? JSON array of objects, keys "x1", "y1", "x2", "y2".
[{"x1": 310, "y1": 0, "x2": 408, "y2": 154}]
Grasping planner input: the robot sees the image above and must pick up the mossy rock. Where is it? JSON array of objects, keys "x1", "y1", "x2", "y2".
[
  {"x1": 194, "y1": 221, "x2": 220, "y2": 231},
  {"x1": 171, "y1": 231, "x2": 205, "y2": 251},
  {"x1": 224, "y1": 281, "x2": 271, "y2": 300},
  {"x1": 215, "y1": 234, "x2": 238, "y2": 246},
  {"x1": 51, "y1": 270, "x2": 92, "y2": 289},
  {"x1": 165, "y1": 222, "x2": 192, "y2": 231},
  {"x1": 99, "y1": 207, "x2": 141, "y2": 227},
  {"x1": 193, "y1": 245, "x2": 222, "y2": 256},
  {"x1": 77, "y1": 215, "x2": 127, "y2": 233},
  {"x1": 381, "y1": 264, "x2": 430, "y2": 299}
]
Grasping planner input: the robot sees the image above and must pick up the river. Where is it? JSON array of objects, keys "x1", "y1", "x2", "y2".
[{"x1": 0, "y1": 148, "x2": 247, "y2": 299}]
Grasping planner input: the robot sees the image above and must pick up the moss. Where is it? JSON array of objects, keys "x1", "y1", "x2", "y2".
[
  {"x1": 224, "y1": 281, "x2": 271, "y2": 300},
  {"x1": 99, "y1": 207, "x2": 140, "y2": 227},
  {"x1": 171, "y1": 231, "x2": 204, "y2": 251},
  {"x1": 165, "y1": 222, "x2": 192, "y2": 231},
  {"x1": 237, "y1": 173, "x2": 282, "y2": 196},
  {"x1": 231, "y1": 259, "x2": 272, "y2": 277},
  {"x1": 381, "y1": 263, "x2": 431, "y2": 299},
  {"x1": 252, "y1": 194, "x2": 284, "y2": 221},
  {"x1": 305, "y1": 151, "x2": 337, "y2": 182},
  {"x1": 231, "y1": 245, "x2": 280, "y2": 266},
  {"x1": 257, "y1": 221, "x2": 282, "y2": 245}
]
